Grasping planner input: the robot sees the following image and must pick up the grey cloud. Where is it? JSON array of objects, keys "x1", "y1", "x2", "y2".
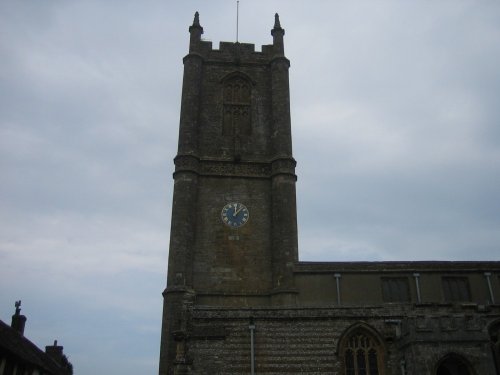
[{"x1": 1, "y1": 1, "x2": 500, "y2": 374}]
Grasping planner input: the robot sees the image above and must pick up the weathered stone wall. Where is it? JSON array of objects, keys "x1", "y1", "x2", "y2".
[
  {"x1": 185, "y1": 305, "x2": 500, "y2": 375},
  {"x1": 192, "y1": 176, "x2": 273, "y2": 296},
  {"x1": 171, "y1": 14, "x2": 298, "y2": 303},
  {"x1": 400, "y1": 311, "x2": 497, "y2": 374},
  {"x1": 160, "y1": 13, "x2": 500, "y2": 375}
]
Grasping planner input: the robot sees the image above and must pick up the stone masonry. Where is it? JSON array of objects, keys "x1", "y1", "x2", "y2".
[{"x1": 159, "y1": 13, "x2": 500, "y2": 375}]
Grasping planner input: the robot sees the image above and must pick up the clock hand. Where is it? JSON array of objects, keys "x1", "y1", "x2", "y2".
[{"x1": 233, "y1": 203, "x2": 243, "y2": 217}]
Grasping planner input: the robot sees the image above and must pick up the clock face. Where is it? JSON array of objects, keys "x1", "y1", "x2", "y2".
[{"x1": 221, "y1": 202, "x2": 249, "y2": 228}]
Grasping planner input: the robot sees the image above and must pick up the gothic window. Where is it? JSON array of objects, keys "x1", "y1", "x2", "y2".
[
  {"x1": 436, "y1": 353, "x2": 473, "y2": 375},
  {"x1": 381, "y1": 277, "x2": 410, "y2": 303},
  {"x1": 340, "y1": 328, "x2": 384, "y2": 375},
  {"x1": 222, "y1": 76, "x2": 251, "y2": 136},
  {"x1": 442, "y1": 277, "x2": 471, "y2": 302}
]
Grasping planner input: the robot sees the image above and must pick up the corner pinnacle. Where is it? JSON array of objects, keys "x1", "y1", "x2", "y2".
[
  {"x1": 193, "y1": 11, "x2": 200, "y2": 27},
  {"x1": 274, "y1": 13, "x2": 281, "y2": 29},
  {"x1": 189, "y1": 11, "x2": 203, "y2": 35}
]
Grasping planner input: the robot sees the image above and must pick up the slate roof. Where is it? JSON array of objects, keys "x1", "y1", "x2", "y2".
[{"x1": 0, "y1": 319, "x2": 68, "y2": 375}]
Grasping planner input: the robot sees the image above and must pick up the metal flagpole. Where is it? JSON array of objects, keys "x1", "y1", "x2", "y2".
[{"x1": 236, "y1": 1, "x2": 239, "y2": 42}]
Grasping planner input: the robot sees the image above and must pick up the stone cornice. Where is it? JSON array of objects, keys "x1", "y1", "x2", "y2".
[
  {"x1": 294, "y1": 261, "x2": 500, "y2": 274},
  {"x1": 182, "y1": 52, "x2": 204, "y2": 64},
  {"x1": 173, "y1": 155, "x2": 296, "y2": 179},
  {"x1": 269, "y1": 56, "x2": 290, "y2": 67},
  {"x1": 191, "y1": 305, "x2": 500, "y2": 320}
]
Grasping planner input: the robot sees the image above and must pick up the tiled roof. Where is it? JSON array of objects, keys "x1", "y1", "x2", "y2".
[{"x1": 0, "y1": 319, "x2": 68, "y2": 375}]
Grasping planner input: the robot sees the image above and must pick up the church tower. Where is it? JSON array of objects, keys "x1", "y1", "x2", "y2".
[
  {"x1": 159, "y1": 12, "x2": 298, "y2": 374},
  {"x1": 159, "y1": 12, "x2": 500, "y2": 375}
]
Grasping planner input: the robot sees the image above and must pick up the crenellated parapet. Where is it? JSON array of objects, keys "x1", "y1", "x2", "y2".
[{"x1": 186, "y1": 13, "x2": 289, "y2": 67}]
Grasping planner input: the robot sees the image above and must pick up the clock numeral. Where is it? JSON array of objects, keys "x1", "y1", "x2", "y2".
[{"x1": 221, "y1": 202, "x2": 249, "y2": 228}]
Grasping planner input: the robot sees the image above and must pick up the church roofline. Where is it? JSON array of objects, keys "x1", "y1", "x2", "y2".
[{"x1": 295, "y1": 260, "x2": 500, "y2": 273}]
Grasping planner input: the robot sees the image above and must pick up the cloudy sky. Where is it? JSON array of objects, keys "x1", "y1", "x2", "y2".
[{"x1": 1, "y1": 1, "x2": 499, "y2": 374}]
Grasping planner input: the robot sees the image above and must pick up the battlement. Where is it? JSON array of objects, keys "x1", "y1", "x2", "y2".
[
  {"x1": 189, "y1": 40, "x2": 277, "y2": 64},
  {"x1": 219, "y1": 41, "x2": 256, "y2": 53},
  {"x1": 187, "y1": 12, "x2": 286, "y2": 65}
]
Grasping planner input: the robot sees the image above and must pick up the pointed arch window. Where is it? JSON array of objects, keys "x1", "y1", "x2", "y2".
[
  {"x1": 436, "y1": 353, "x2": 473, "y2": 375},
  {"x1": 340, "y1": 328, "x2": 384, "y2": 375},
  {"x1": 222, "y1": 75, "x2": 251, "y2": 136}
]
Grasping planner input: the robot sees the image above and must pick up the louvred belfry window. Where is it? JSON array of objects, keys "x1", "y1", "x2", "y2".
[
  {"x1": 340, "y1": 329, "x2": 384, "y2": 375},
  {"x1": 223, "y1": 76, "x2": 251, "y2": 136}
]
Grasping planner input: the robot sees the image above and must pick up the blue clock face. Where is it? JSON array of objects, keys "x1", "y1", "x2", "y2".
[{"x1": 221, "y1": 202, "x2": 249, "y2": 228}]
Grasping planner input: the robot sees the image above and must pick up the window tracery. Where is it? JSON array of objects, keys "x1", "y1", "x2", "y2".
[
  {"x1": 340, "y1": 327, "x2": 384, "y2": 375},
  {"x1": 222, "y1": 76, "x2": 251, "y2": 136}
]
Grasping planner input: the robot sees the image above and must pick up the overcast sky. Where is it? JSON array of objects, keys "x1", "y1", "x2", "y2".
[{"x1": 1, "y1": 1, "x2": 499, "y2": 374}]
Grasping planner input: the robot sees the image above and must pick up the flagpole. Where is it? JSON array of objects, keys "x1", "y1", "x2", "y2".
[{"x1": 236, "y1": 1, "x2": 239, "y2": 42}]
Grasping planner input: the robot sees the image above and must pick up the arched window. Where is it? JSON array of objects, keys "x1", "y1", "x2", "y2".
[
  {"x1": 222, "y1": 75, "x2": 251, "y2": 136},
  {"x1": 339, "y1": 326, "x2": 384, "y2": 375},
  {"x1": 436, "y1": 353, "x2": 473, "y2": 375}
]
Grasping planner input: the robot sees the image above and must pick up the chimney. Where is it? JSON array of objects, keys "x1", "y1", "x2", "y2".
[
  {"x1": 46, "y1": 340, "x2": 64, "y2": 364},
  {"x1": 11, "y1": 300, "x2": 27, "y2": 335}
]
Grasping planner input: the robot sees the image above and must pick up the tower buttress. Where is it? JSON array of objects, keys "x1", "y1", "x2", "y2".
[
  {"x1": 269, "y1": 14, "x2": 298, "y2": 304},
  {"x1": 159, "y1": 12, "x2": 203, "y2": 375}
]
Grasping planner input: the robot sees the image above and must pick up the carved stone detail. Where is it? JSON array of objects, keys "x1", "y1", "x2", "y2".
[
  {"x1": 201, "y1": 160, "x2": 271, "y2": 177},
  {"x1": 271, "y1": 157, "x2": 296, "y2": 176},
  {"x1": 174, "y1": 157, "x2": 295, "y2": 178},
  {"x1": 174, "y1": 155, "x2": 200, "y2": 173}
]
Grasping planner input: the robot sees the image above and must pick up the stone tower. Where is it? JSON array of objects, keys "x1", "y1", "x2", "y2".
[
  {"x1": 159, "y1": 12, "x2": 298, "y2": 374},
  {"x1": 159, "y1": 12, "x2": 500, "y2": 375}
]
